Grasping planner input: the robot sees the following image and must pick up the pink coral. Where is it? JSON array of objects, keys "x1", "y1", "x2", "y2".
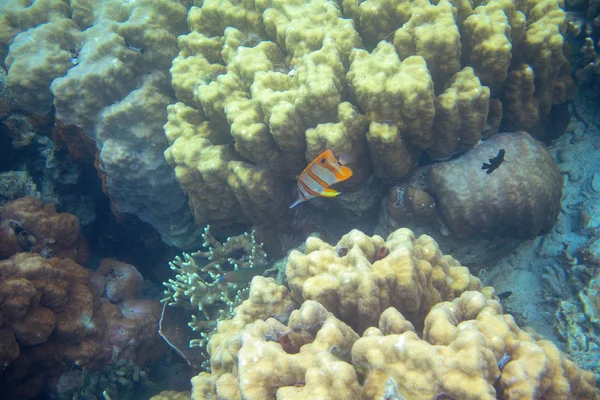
[{"x1": 90, "y1": 258, "x2": 144, "y2": 302}]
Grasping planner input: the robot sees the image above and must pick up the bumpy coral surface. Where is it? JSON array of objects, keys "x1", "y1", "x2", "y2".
[
  {"x1": 428, "y1": 131, "x2": 563, "y2": 238},
  {"x1": 0, "y1": 253, "x2": 164, "y2": 399},
  {"x1": 189, "y1": 228, "x2": 599, "y2": 399},
  {"x1": 1, "y1": 0, "x2": 574, "y2": 240},
  {"x1": 161, "y1": 0, "x2": 573, "y2": 231},
  {"x1": 286, "y1": 227, "x2": 485, "y2": 332},
  {"x1": 1, "y1": 0, "x2": 201, "y2": 248},
  {"x1": 90, "y1": 258, "x2": 144, "y2": 302},
  {"x1": 0, "y1": 196, "x2": 90, "y2": 263}
]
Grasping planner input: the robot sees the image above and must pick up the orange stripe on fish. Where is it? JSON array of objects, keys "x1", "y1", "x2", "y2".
[{"x1": 290, "y1": 149, "x2": 353, "y2": 208}]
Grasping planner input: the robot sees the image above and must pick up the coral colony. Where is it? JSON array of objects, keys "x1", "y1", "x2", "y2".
[{"x1": 1, "y1": 0, "x2": 600, "y2": 399}]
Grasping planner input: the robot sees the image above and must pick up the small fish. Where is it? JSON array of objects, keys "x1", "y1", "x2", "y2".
[
  {"x1": 218, "y1": 262, "x2": 272, "y2": 283},
  {"x1": 290, "y1": 149, "x2": 353, "y2": 208},
  {"x1": 497, "y1": 291, "x2": 513, "y2": 300},
  {"x1": 69, "y1": 48, "x2": 80, "y2": 65},
  {"x1": 125, "y1": 42, "x2": 144, "y2": 54},
  {"x1": 8, "y1": 220, "x2": 37, "y2": 251},
  {"x1": 498, "y1": 352, "x2": 511, "y2": 370},
  {"x1": 481, "y1": 149, "x2": 505, "y2": 174}
]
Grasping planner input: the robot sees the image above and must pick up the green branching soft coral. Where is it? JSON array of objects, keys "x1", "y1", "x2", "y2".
[{"x1": 161, "y1": 226, "x2": 268, "y2": 353}]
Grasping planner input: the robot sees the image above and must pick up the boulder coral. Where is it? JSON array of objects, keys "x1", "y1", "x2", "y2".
[
  {"x1": 1, "y1": 0, "x2": 201, "y2": 249},
  {"x1": 188, "y1": 228, "x2": 599, "y2": 399},
  {"x1": 428, "y1": 131, "x2": 563, "y2": 238},
  {"x1": 380, "y1": 131, "x2": 563, "y2": 239},
  {"x1": 0, "y1": 196, "x2": 90, "y2": 263}
]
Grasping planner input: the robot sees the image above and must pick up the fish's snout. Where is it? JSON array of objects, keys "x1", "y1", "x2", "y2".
[{"x1": 337, "y1": 152, "x2": 354, "y2": 166}]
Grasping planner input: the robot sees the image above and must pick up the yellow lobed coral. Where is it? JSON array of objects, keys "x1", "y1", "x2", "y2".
[
  {"x1": 149, "y1": 390, "x2": 191, "y2": 400},
  {"x1": 347, "y1": 42, "x2": 436, "y2": 149},
  {"x1": 164, "y1": 0, "x2": 573, "y2": 232},
  {"x1": 428, "y1": 66, "x2": 491, "y2": 160},
  {"x1": 189, "y1": 229, "x2": 599, "y2": 399},
  {"x1": 286, "y1": 228, "x2": 485, "y2": 332}
]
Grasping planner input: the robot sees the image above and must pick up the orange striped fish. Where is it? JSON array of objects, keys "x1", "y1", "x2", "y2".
[{"x1": 290, "y1": 149, "x2": 353, "y2": 208}]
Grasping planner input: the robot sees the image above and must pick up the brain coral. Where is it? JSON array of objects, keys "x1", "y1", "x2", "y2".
[
  {"x1": 188, "y1": 228, "x2": 599, "y2": 400},
  {"x1": 428, "y1": 131, "x2": 563, "y2": 238}
]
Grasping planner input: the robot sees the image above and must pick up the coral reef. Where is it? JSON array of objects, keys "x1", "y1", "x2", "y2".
[
  {"x1": 565, "y1": 0, "x2": 600, "y2": 84},
  {"x1": 150, "y1": 390, "x2": 192, "y2": 400},
  {"x1": 189, "y1": 228, "x2": 599, "y2": 399},
  {"x1": 286, "y1": 228, "x2": 485, "y2": 332},
  {"x1": 1, "y1": 0, "x2": 574, "y2": 240},
  {"x1": 555, "y1": 268, "x2": 600, "y2": 373},
  {"x1": 161, "y1": 225, "x2": 269, "y2": 364},
  {"x1": 475, "y1": 93, "x2": 600, "y2": 378},
  {"x1": 1, "y1": 0, "x2": 202, "y2": 248},
  {"x1": 52, "y1": 359, "x2": 154, "y2": 400},
  {"x1": 0, "y1": 251, "x2": 164, "y2": 399},
  {"x1": 0, "y1": 70, "x2": 100, "y2": 232},
  {"x1": 160, "y1": 0, "x2": 573, "y2": 233}
]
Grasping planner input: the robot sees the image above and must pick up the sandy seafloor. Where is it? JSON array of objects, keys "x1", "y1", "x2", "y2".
[
  {"x1": 482, "y1": 89, "x2": 600, "y2": 374},
  {"x1": 427, "y1": 91, "x2": 600, "y2": 378}
]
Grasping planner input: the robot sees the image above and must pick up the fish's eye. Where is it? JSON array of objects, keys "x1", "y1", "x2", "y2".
[{"x1": 320, "y1": 158, "x2": 326, "y2": 164}]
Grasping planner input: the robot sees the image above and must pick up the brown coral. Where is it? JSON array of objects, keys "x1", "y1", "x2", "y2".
[
  {"x1": 0, "y1": 253, "x2": 164, "y2": 399},
  {"x1": 0, "y1": 197, "x2": 90, "y2": 263},
  {"x1": 89, "y1": 258, "x2": 144, "y2": 302}
]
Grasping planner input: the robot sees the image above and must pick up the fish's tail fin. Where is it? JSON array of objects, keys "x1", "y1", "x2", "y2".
[
  {"x1": 339, "y1": 165, "x2": 353, "y2": 179},
  {"x1": 481, "y1": 163, "x2": 490, "y2": 170}
]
